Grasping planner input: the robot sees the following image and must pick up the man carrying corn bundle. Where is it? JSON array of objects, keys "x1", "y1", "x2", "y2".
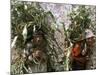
[{"x1": 71, "y1": 29, "x2": 95, "y2": 70}]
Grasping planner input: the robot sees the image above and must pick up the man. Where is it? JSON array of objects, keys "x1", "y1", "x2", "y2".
[
  {"x1": 71, "y1": 29, "x2": 95, "y2": 70},
  {"x1": 85, "y1": 29, "x2": 96, "y2": 69}
]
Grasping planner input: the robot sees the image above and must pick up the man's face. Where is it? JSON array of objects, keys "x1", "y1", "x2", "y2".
[{"x1": 86, "y1": 37, "x2": 95, "y2": 47}]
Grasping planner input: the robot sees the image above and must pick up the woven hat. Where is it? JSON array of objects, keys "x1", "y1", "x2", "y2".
[{"x1": 85, "y1": 29, "x2": 95, "y2": 39}]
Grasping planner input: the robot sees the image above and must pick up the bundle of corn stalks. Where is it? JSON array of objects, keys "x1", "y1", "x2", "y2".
[{"x1": 11, "y1": 0, "x2": 62, "y2": 74}]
